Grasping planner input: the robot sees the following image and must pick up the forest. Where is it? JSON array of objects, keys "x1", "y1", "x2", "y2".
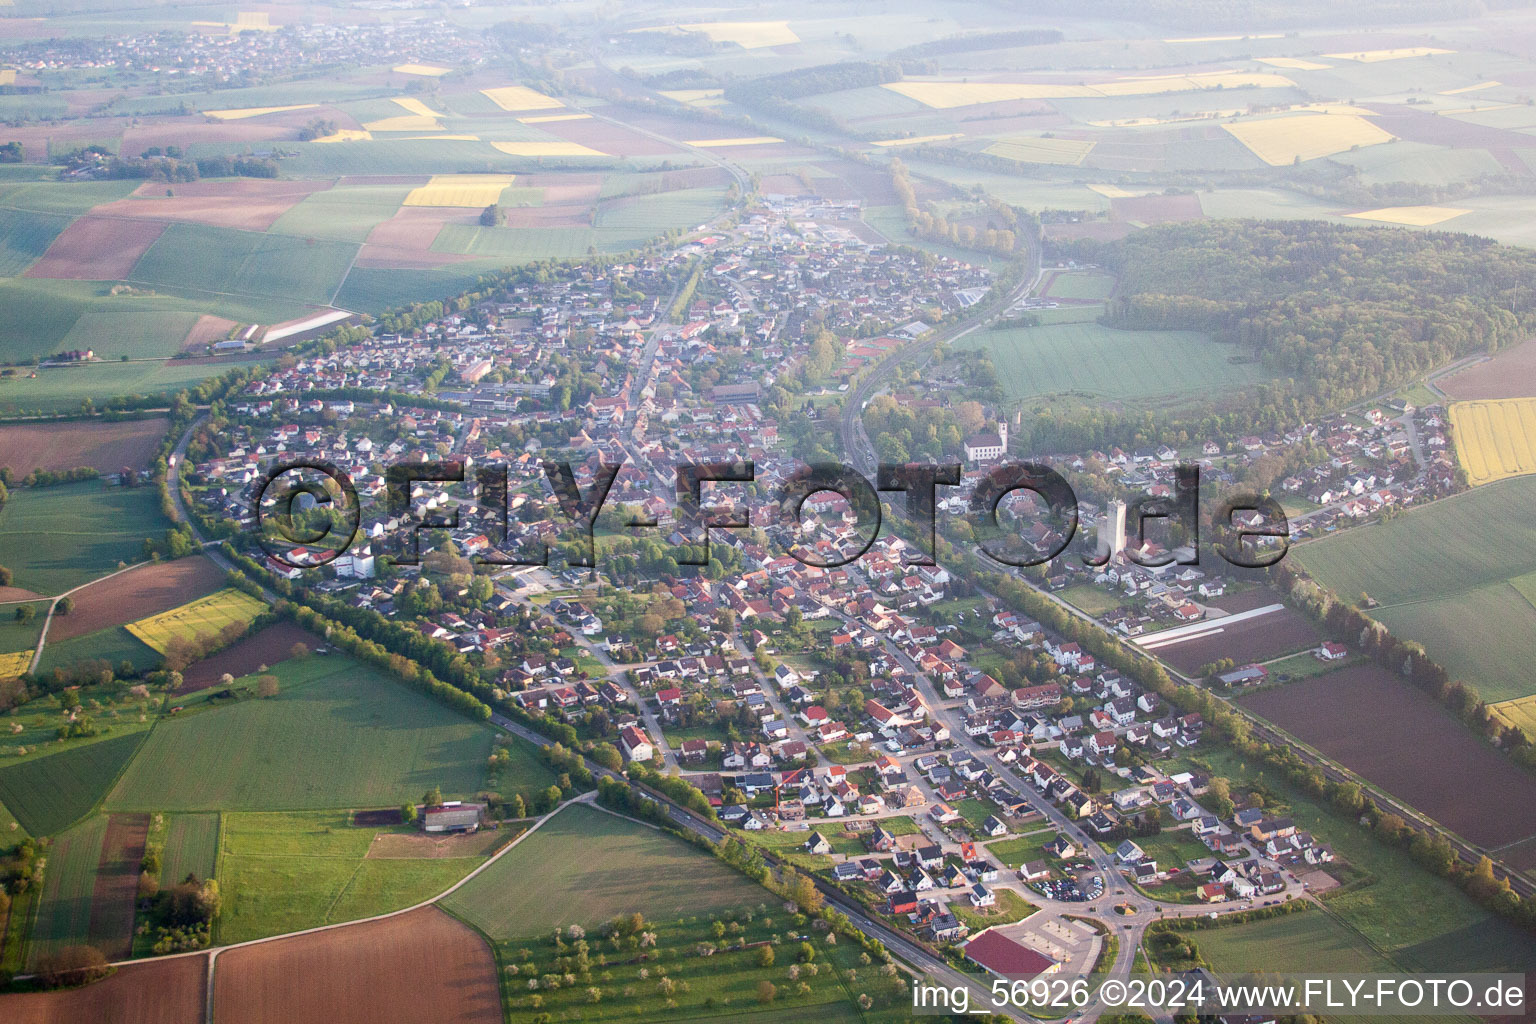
[{"x1": 1056, "y1": 220, "x2": 1536, "y2": 417}]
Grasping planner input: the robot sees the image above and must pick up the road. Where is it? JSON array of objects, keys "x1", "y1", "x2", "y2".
[{"x1": 840, "y1": 250, "x2": 1043, "y2": 481}]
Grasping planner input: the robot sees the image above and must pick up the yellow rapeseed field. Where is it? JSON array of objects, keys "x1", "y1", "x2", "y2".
[
  {"x1": 480, "y1": 86, "x2": 563, "y2": 112},
  {"x1": 0, "y1": 70, "x2": 15, "y2": 86},
  {"x1": 883, "y1": 70, "x2": 1295, "y2": 109},
  {"x1": 1256, "y1": 56, "x2": 1333, "y2": 70},
  {"x1": 311, "y1": 129, "x2": 372, "y2": 143},
  {"x1": 984, "y1": 136, "x2": 1095, "y2": 165},
  {"x1": 489, "y1": 141, "x2": 606, "y2": 156},
  {"x1": 1222, "y1": 113, "x2": 1393, "y2": 165},
  {"x1": 393, "y1": 63, "x2": 450, "y2": 76},
  {"x1": 1344, "y1": 205, "x2": 1470, "y2": 226},
  {"x1": 1490, "y1": 695, "x2": 1536, "y2": 737},
  {"x1": 659, "y1": 89, "x2": 725, "y2": 106},
  {"x1": 1323, "y1": 47, "x2": 1452, "y2": 62},
  {"x1": 205, "y1": 104, "x2": 317, "y2": 120},
  {"x1": 871, "y1": 134, "x2": 963, "y2": 147},
  {"x1": 518, "y1": 113, "x2": 592, "y2": 124},
  {"x1": 686, "y1": 136, "x2": 783, "y2": 147},
  {"x1": 126, "y1": 589, "x2": 268, "y2": 654},
  {"x1": 633, "y1": 21, "x2": 798, "y2": 48},
  {"x1": 1441, "y1": 81, "x2": 1500, "y2": 95},
  {"x1": 365, "y1": 96, "x2": 445, "y2": 132},
  {"x1": 0, "y1": 651, "x2": 31, "y2": 678},
  {"x1": 404, "y1": 174, "x2": 517, "y2": 207},
  {"x1": 1450, "y1": 398, "x2": 1536, "y2": 486}
]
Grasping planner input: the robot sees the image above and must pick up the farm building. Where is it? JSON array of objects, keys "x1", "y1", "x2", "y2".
[{"x1": 421, "y1": 803, "x2": 485, "y2": 834}]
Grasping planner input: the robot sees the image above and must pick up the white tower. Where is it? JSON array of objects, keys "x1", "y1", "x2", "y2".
[
  {"x1": 997, "y1": 418, "x2": 1008, "y2": 452},
  {"x1": 1107, "y1": 498, "x2": 1127, "y2": 558}
]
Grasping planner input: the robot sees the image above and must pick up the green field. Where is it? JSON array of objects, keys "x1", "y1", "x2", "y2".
[
  {"x1": 125, "y1": 587, "x2": 267, "y2": 653},
  {"x1": 36, "y1": 624, "x2": 161, "y2": 677},
  {"x1": 162, "y1": 812, "x2": 220, "y2": 884},
  {"x1": 332, "y1": 262, "x2": 506, "y2": 314},
  {"x1": 958, "y1": 321, "x2": 1263, "y2": 407},
  {"x1": 1043, "y1": 271, "x2": 1116, "y2": 301},
  {"x1": 26, "y1": 813, "x2": 107, "y2": 966},
  {"x1": 1180, "y1": 907, "x2": 1394, "y2": 973},
  {"x1": 0, "y1": 599, "x2": 48, "y2": 655},
  {"x1": 267, "y1": 184, "x2": 416, "y2": 242},
  {"x1": 129, "y1": 222, "x2": 358, "y2": 306},
  {"x1": 1058, "y1": 583, "x2": 1123, "y2": 616},
  {"x1": 0, "y1": 352, "x2": 271, "y2": 415},
  {"x1": 1295, "y1": 475, "x2": 1536, "y2": 702},
  {"x1": 215, "y1": 810, "x2": 493, "y2": 943},
  {"x1": 59, "y1": 310, "x2": 202, "y2": 361},
  {"x1": 0, "y1": 208, "x2": 70, "y2": 276},
  {"x1": 985, "y1": 832, "x2": 1056, "y2": 870},
  {"x1": 0, "y1": 481, "x2": 166, "y2": 594},
  {"x1": 0, "y1": 731, "x2": 146, "y2": 836},
  {"x1": 1194, "y1": 746, "x2": 1536, "y2": 974},
  {"x1": 102, "y1": 654, "x2": 522, "y2": 812},
  {"x1": 442, "y1": 803, "x2": 765, "y2": 940}
]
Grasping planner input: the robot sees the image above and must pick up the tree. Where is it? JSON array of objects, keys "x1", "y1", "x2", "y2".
[
  {"x1": 400, "y1": 802, "x2": 417, "y2": 824},
  {"x1": 15, "y1": 604, "x2": 34, "y2": 623},
  {"x1": 423, "y1": 786, "x2": 444, "y2": 808},
  {"x1": 256, "y1": 675, "x2": 280, "y2": 699},
  {"x1": 0, "y1": 566, "x2": 10, "y2": 586},
  {"x1": 756, "y1": 944, "x2": 775, "y2": 968},
  {"x1": 290, "y1": 642, "x2": 311, "y2": 660},
  {"x1": 756, "y1": 979, "x2": 777, "y2": 1004},
  {"x1": 480, "y1": 203, "x2": 500, "y2": 227},
  {"x1": 57, "y1": 597, "x2": 74, "y2": 615},
  {"x1": 34, "y1": 945, "x2": 110, "y2": 988}
]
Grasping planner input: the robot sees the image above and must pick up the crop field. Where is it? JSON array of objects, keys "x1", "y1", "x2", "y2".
[
  {"x1": 489, "y1": 140, "x2": 607, "y2": 156},
  {"x1": 479, "y1": 86, "x2": 563, "y2": 112},
  {"x1": 212, "y1": 906, "x2": 500, "y2": 1024},
  {"x1": 89, "y1": 812, "x2": 150, "y2": 959},
  {"x1": 957, "y1": 322, "x2": 1261, "y2": 407},
  {"x1": 983, "y1": 136, "x2": 1095, "y2": 165},
  {"x1": 1177, "y1": 908, "x2": 1393, "y2": 973},
  {"x1": 48, "y1": 555, "x2": 225, "y2": 643},
  {"x1": 883, "y1": 71, "x2": 1296, "y2": 108},
  {"x1": 403, "y1": 174, "x2": 518, "y2": 207},
  {"x1": 1333, "y1": 143, "x2": 1504, "y2": 187},
  {"x1": 162, "y1": 812, "x2": 219, "y2": 884},
  {"x1": 0, "y1": 481, "x2": 165, "y2": 594},
  {"x1": 95, "y1": 179, "x2": 335, "y2": 233},
  {"x1": 1146, "y1": 605, "x2": 1320, "y2": 675},
  {"x1": 102, "y1": 654, "x2": 520, "y2": 812},
  {"x1": 267, "y1": 184, "x2": 415, "y2": 242},
  {"x1": 1295, "y1": 474, "x2": 1536, "y2": 702},
  {"x1": 0, "y1": 652, "x2": 32, "y2": 677},
  {"x1": 0, "y1": 732, "x2": 147, "y2": 836},
  {"x1": 36, "y1": 626, "x2": 161, "y2": 678},
  {"x1": 442, "y1": 803, "x2": 765, "y2": 940},
  {"x1": 204, "y1": 103, "x2": 317, "y2": 120},
  {"x1": 26, "y1": 813, "x2": 107, "y2": 966},
  {"x1": 176, "y1": 621, "x2": 318, "y2": 694},
  {"x1": 59, "y1": 310, "x2": 203, "y2": 360},
  {"x1": 1448, "y1": 398, "x2": 1536, "y2": 485},
  {"x1": 1222, "y1": 113, "x2": 1395, "y2": 165},
  {"x1": 216, "y1": 811, "x2": 490, "y2": 943},
  {"x1": 124, "y1": 587, "x2": 267, "y2": 653},
  {"x1": 1344, "y1": 204, "x2": 1472, "y2": 226},
  {"x1": 1042, "y1": 271, "x2": 1116, "y2": 300},
  {"x1": 23, "y1": 215, "x2": 166, "y2": 282},
  {"x1": 1441, "y1": 339, "x2": 1536, "y2": 400},
  {"x1": 0, "y1": 209, "x2": 69, "y2": 276},
  {"x1": 1193, "y1": 745, "x2": 1536, "y2": 975},
  {"x1": 0, "y1": 352, "x2": 271, "y2": 416},
  {"x1": 1240, "y1": 663, "x2": 1536, "y2": 848},
  {"x1": 129, "y1": 223, "x2": 356, "y2": 306}
]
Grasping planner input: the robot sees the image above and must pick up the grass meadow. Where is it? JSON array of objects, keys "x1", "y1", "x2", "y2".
[
  {"x1": 214, "y1": 810, "x2": 495, "y2": 943},
  {"x1": 25, "y1": 813, "x2": 107, "y2": 966}
]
